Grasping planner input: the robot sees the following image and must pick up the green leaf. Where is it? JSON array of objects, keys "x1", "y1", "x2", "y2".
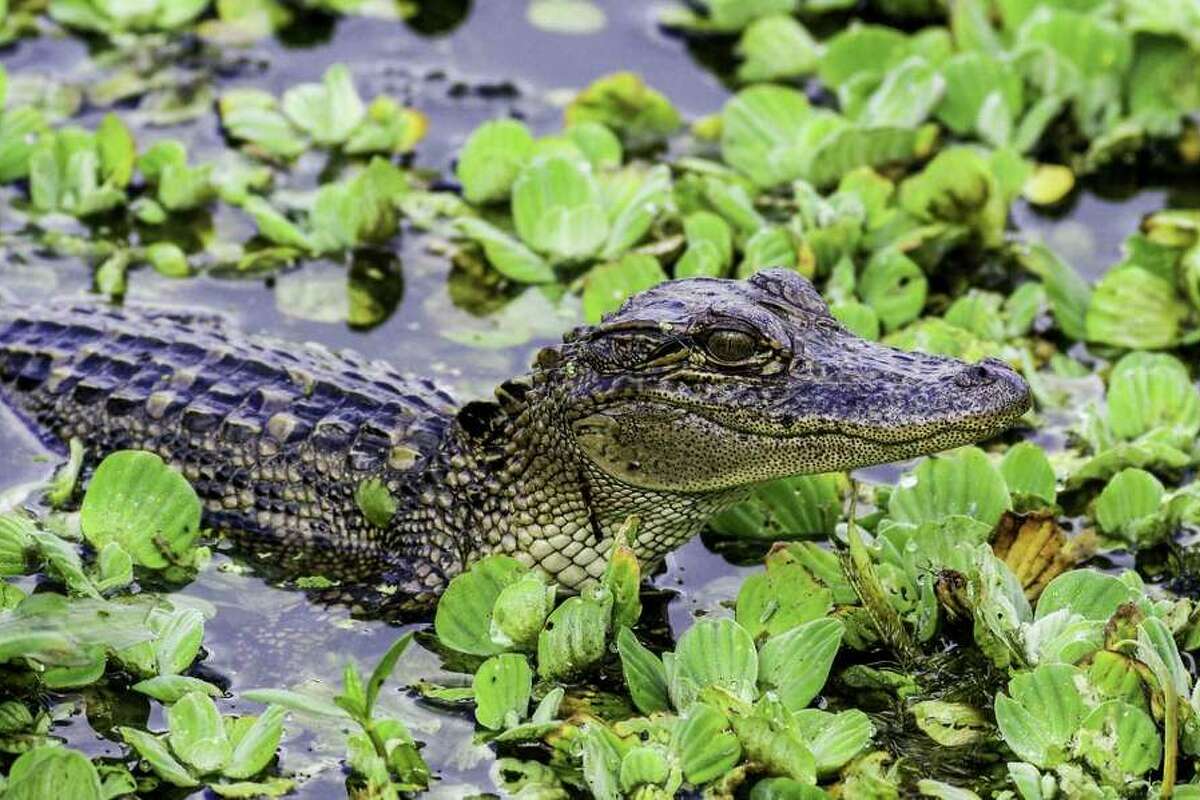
[
  {"x1": 456, "y1": 218, "x2": 555, "y2": 284},
  {"x1": 282, "y1": 64, "x2": 365, "y2": 147},
  {"x1": 565, "y1": 72, "x2": 681, "y2": 149},
  {"x1": 1018, "y1": 8, "x2": 1132, "y2": 78},
  {"x1": 155, "y1": 607, "x2": 205, "y2": 676},
  {"x1": 819, "y1": 23, "x2": 912, "y2": 89},
  {"x1": 734, "y1": 555, "x2": 832, "y2": 641},
  {"x1": 473, "y1": 654, "x2": 533, "y2": 730},
  {"x1": 512, "y1": 154, "x2": 609, "y2": 261},
  {"x1": 435, "y1": 555, "x2": 529, "y2": 656},
  {"x1": 567, "y1": 121, "x2": 622, "y2": 170},
  {"x1": 96, "y1": 113, "x2": 134, "y2": 188},
  {"x1": 898, "y1": 147, "x2": 1007, "y2": 248},
  {"x1": 355, "y1": 477, "x2": 397, "y2": 528},
  {"x1": 490, "y1": 571, "x2": 556, "y2": 652},
  {"x1": 1086, "y1": 266, "x2": 1189, "y2": 349},
  {"x1": 888, "y1": 447, "x2": 1012, "y2": 527},
  {"x1": 721, "y1": 85, "x2": 813, "y2": 188},
  {"x1": 858, "y1": 249, "x2": 927, "y2": 332},
  {"x1": 672, "y1": 702, "x2": 742, "y2": 784},
  {"x1": 1076, "y1": 700, "x2": 1161, "y2": 781},
  {"x1": 616, "y1": 627, "x2": 670, "y2": 715},
  {"x1": 1094, "y1": 468, "x2": 1165, "y2": 542},
  {"x1": 582, "y1": 253, "x2": 667, "y2": 323},
  {"x1": 757, "y1": 618, "x2": 844, "y2": 712},
  {"x1": 1016, "y1": 243, "x2": 1091, "y2": 342},
  {"x1": 118, "y1": 727, "x2": 199, "y2": 787},
  {"x1": 456, "y1": 119, "x2": 534, "y2": 204},
  {"x1": 79, "y1": 450, "x2": 203, "y2": 570},
  {"x1": 223, "y1": 706, "x2": 286, "y2": 780},
  {"x1": 831, "y1": 301, "x2": 880, "y2": 340},
  {"x1": 793, "y1": 708, "x2": 874, "y2": 774},
  {"x1": 537, "y1": 585, "x2": 612, "y2": 680},
  {"x1": 668, "y1": 617, "x2": 758, "y2": 711},
  {"x1": 735, "y1": 15, "x2": 819, "y2": 83},
  {"x1": 365, "y1": 632, "x2": 413, "y2": 716},
  {"x1": 600, "y1": 164, "x2": 671, "y2": 260},
  {"x1": 993, "y1": 664, "x2": 1085, "y2": 768},
  {"x1": 142, "y1": 242, "x2": 189, "y2": 278},
  {"x1": 618, "y1": 745, "x2": 671, "y2": 793},
  {"x1": 859, "y1": 57, "x2": 945, "y2": 128},
  {"x1": 1000, "y1": 442, "x2": 1057, "y2": 506},
  {"x1": 168, "y1": 691, "x2": 231, "y2": 775},
  {"x1": 4, "y1": 746, "x2": 103, "y2": 800},
  {"x1": 602, "y1": 523, "x2": 642, "y2": 630},
  {"x1": 937, "y1": 52, "x2": 1024, "y2": 136},
  {"x1": 675, "y1": 210, "x2": 733, "y2": 279},
  {"x1": 210, "y1": 777, "x2": 296, "y2": 798},
  {"x1": 729, "y1": 703, "x2": 816, "y2": 783},
  {"x1": 0, "y1": 106, "x2": 48, "y2": 182},
  {"x1": 1034, "y1": 570, "x2": 1134, "y2": 622},
  {"x1": 240, "y1": 689, "x2": 348, "y2": 720},
  {"x1": 133, "y1": 675, "x2": 224, "y2": 704},
  {"x1": 1105, "y1": 352, "x2": 1200, "y2": 441},
  {"x1": 804, "y1": 125, "x2": 923, "y2": 190},
  {"x1": 219, "y1": 89, "x2": 306, "y2": 160}
]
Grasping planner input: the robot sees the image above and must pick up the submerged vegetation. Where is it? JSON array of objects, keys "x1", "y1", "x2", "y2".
[{"x1": 3, "y1": 0, "x2": 1200, "y2": 797}]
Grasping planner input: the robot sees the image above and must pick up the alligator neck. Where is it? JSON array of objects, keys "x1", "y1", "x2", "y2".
[{"x1": 394, "y1": 377, "x2": 747, "y2": 591}]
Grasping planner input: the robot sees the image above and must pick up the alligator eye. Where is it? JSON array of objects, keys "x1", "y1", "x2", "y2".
[{"x1": 704, "y1": 329, "x2": 757, "y2": 364}]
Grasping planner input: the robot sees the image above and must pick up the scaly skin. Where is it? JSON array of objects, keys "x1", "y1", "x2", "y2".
[{"x1": 0, "y1": 270, "x2": 1031, "y2": 607}]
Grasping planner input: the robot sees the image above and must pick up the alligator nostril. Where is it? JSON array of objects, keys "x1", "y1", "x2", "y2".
[{"x1": 954, "y1": 363, "x2": 997, "y2": 388}]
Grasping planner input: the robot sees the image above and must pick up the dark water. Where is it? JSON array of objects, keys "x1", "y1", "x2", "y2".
[{"x1": 0, "y1": 2, "x2": 1179, "y2": 796}]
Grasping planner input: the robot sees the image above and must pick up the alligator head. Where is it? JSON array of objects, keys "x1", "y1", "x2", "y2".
[
  {"x1": 468, "y1": 268, "x2": 1032, "y2": 588},
  {"x1": 543, "y1": 268, "x2": 1030, "y2": 494}
]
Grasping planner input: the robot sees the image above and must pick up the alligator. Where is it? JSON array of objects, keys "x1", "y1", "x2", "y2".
[{"x1": 0, "y1": 269, "x2": 1030, "y2": 608}]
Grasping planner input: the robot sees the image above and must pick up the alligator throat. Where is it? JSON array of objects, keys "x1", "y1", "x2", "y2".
[{"x1": 0, "y1": 270, "x2": 1031, "y2": 607}]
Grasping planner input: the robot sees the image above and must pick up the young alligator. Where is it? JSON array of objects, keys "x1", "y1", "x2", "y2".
[{"x1": 0, "y1": 269, "x2": 1030, "y2": 608}]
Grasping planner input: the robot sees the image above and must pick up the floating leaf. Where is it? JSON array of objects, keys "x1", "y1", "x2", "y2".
[
  {"x1": 793, "y1": 708, "x2": 874, "y2": 774},
  {"x1": 168, "y1": 691, "x2": 230, "y2": 775},
  {"x1": 1076, "y1": 700, "x2": 1161, "y2": 781},
  {"x1": 4, "y1": 746, "x2": 103, "y2": 800},
  {"x1": 435, "y1": 555, "x2": 530, "y2": 656},
  {"x1": 672, "y1": 703, "x2": 741, "y2": 784},
  {"x1": 667, "y1": 617, "x2": 757, "y2": 711},
  {"x1": 859, "y1": 57, "x2": 945, "y2": 128},
  {"x1": 1094, "y1": 468, "x2": 1165, "y2": 542},
  {"x1": 757, "y1": 617, "x2": 844, "y2": 712},
  {"x1": 282, "y1": 64, "x2": 365, "y2": 147},
  {"x1": 224, "y1": 706, "x2": 286, "y2": 780},
  {"x1": 1086, "y1": 266, "x2": 1189, "y2": 350},
  {"x1": 490, "y1": 571, "x2": 556, "y2": 652},
  {"x1": 993, "y1": 664, "x2": 1085, "y2": 768},
  {"x1": 735, "y1": 15, "x2": 819, "y2": 83},
  {"x1": 600, "y1": 164, "x2": 671, "y2": 260},
  {"x1": 734, "y1": 556, "x2": 832, "y2": 641},
  {"x1": 1105, "y1": 352, "x2": 1200, "y2": 441},
  {"x1": 457, "y1": 218, "x2": 555, "y2": 284},
  {"x1": 565, "y1": 72, "x2": 681, "y2": 149},
  {"x1": 456, "y1": 119, "x2": 534, "y2": 204},
  {"x1": 721, "y1": 85, "x2": 813, "y2": 188},
  {"x1": 888, "y1": 447, "x2": 1012, "y2": 527},
  {"x1": 617, "y1": 627, "x2": 670, "y2": 715},
  {"x1": 512, "y1": 155, "x2": 608, "y2": 261},
  {"x1": 119, "y1": 727, "x2": 199, "y2": 787},
  {"x1": 1034, "y1": 570, "x2": 1134, "y2": 622},
  {"x1": 473, "y1": 654, "x2": 533, "y2": 731},
  {"x1": 582, "y1": 253, "x2": 667, "y2": 323},
  {"x1": 1000, "y1": 442, "x2": 1057, "y2": 506},
  {"x1": 537, "y1": 585, "x2": 612, "y2": 680},
  {"x1": 79, "y1": 451, "x2": 202, "y2": 570},
  {"x1": 859, "y1": 249, "x2": 927, "y2": 332}
]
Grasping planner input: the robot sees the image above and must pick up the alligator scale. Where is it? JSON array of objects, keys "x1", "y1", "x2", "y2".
[{"x1": 0, "y1": 270, "x2": 1031, "y2": 607}]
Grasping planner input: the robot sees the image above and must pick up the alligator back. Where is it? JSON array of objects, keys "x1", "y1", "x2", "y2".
[{"x1": 0, "y1": 300, "x2": 460, "y2": 573}]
